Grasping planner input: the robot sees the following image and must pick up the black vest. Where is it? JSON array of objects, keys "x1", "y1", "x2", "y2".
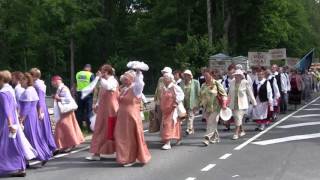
[
  {"x1": 269, "y1": 77, "x2": 275, "y2": 98},
  {"x1": 275, "y1": 73, "x2": 282, "y2": 92},
  {"x1": 253, "y1": 80, "x2": 268, "y2": 102}
]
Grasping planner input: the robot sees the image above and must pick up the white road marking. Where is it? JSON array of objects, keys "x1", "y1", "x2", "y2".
[
  {"x1": 144, "y1": 129, "x2": 149, "y2": 132},
  {"x1": 311, "y1": 103, "x2": 320, "y2": 105},
  {"x1": 252, "y1": 133, "x2": 320, "y2": 146},
  {"x1": 302, "y1": 108, "x2": 320, "y2": 111},
  {"x1": 185, "y1": 177, "x2": 196, "y2": 180},
  {"x1": 201, "y1": 164, "x2": 216, "y2": 172},
  {"x1": 292, "y1": 114, "x2": 320, "y2": 118},
  {"x1": 233, "y1": 96, "x2": 320, "y2": 151},
  {"x1": 232, "y1": 175, "x2": 240, "y2": 178},
  {"x1": 277, "y1": 121, "x2": 320, "y2": 129},
  {"x1": 219, "y1": 153, "x2": 232, "y2": 160},
  {"x1": 29, "y1": 146, "x2": 90, "y2": 166}
]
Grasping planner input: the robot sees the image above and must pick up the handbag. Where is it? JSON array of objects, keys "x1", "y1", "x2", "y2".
[
  {"x1": 215, "y1": 81, "x2": 229, "y2": 107},
  {"x1": 57, "y1": 87, "x2": 78, "y2": 114},
  {"x1": 177, "y1": 102, "x2": 186, "y2": 118}
]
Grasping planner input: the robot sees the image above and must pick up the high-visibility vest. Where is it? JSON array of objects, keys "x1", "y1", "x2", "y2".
[{"x1": 76, "y1": 71, "x2": 93, "y2": 91}]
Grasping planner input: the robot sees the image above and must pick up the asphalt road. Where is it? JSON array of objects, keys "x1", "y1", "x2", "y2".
[{"x1": 4, "y1": 95, "x2": 320, "y2": 180}]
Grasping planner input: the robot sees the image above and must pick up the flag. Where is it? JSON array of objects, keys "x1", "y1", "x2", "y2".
[{"x1": 295, "y1": 49, "x2": 314, "y2": 73}]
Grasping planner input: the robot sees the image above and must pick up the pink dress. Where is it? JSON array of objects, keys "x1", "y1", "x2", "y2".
[
  {"x1": 55, "y1": 112, "x2": 85, "y2": 149},
  {"x1": 90, "y1": 88, "x2": 119, "y2": 154},
  {"x1": 114, "y1": 88, "x2": 151, "y2": 164},
  {"x1": 54, "y1": 85, "x2": 84, "y2": 149},
  {"x1": 160, "y1": 87, "x2": 181, "y2": 141}
]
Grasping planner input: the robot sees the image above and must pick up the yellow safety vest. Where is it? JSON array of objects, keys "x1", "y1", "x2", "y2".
[{"x1": 76, "y1": 71, "x2": 93, "y2": 91}]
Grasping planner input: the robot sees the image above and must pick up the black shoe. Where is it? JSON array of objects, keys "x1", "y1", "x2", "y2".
[
  {"x1": 10, "y1": 171, "x2": 26, "y2": 177},
  {"x1": 41, "y1": 160, "x2": 48, "y2": 166}
]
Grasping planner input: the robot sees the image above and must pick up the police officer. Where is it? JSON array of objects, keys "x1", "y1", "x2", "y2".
[{"x1": 76, "y1": 64, "x2": 94, "y2": 131}]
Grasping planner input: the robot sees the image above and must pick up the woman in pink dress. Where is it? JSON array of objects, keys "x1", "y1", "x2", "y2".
[
  {"x1": 114, "y1": 70, "x2": 151, "y2": 167},
  {"x1": 51, "y1": 76, "x2": 84, "y2": 153},
  {"x1": 160, "y1": 73, "x2": 184, "y2": 150},
  {"x1": 86, "y1": 64, "x2": 119, "y2": 161}
]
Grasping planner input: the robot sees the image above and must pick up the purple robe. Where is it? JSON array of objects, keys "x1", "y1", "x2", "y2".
[
  {"x1": 34, "y1": 79, "x2": 56, "y2": 151},
  {"x1": 19, "y1": 87, "x2": 52, "y2": 161},
  {"x1": 0, "y1": 91, "x2": 25, "y2": 175},
  {"x1": 1, "y1": 84, "x2": 37, "y2": 161}
]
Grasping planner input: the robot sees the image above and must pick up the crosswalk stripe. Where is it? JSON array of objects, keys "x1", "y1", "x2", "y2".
[
  {"x1": 252, "y1": 133, "x2": 320, "y2": 146},
  {"x1": 277, "y1": 122, "x2": 320, "y2": 128},
  {"x1": 302, "y1": 108, "x2": 320, "y2": 111},
  {"x1": 201, "y1": 164, "x2": 216, "y2": 172},
  {"x1": 292, "y1": 114, "x2": 320, "y2": 118}
]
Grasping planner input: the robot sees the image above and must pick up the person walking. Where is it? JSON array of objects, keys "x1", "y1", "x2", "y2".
[
  {"x1": 86, "y1": 64, "x2": 119, "y2": 161},
  {"x1": 19, "y1": 73, "x2": 52, "y2": 166},
  {"x1": 114, "y1": 69, "x2": 151, "y2": 166},
  {"x1": 30, "y1": 68, "x2": 57, "y2": 153},
  {"x1": 160, "y1": 72, "x2": 184, "y2": 150},
  {"x1": 75, "y1": 64, "x2": 94, "y2": 131},
  {"x1": 228, "y1": 69, "x2": 257, "y2": 140},
  {"x1": 180, "y1": 70, "x2": 200, "y2": 135},
  {"x1": 288, "y1": 69, "x2": 303, "y2": 109},
  {"x1": 252, "y1": 68, "x2": 273, "y2": 131},
  {"x1": 200, "y1": 68, "x2": 228, "y2": 146},
  {"x1": 0, "y1": 72, "x2": 27, "y2": 177},
  {"x1": 51, "y1": 76, "x2": 84, "y2": 153}
]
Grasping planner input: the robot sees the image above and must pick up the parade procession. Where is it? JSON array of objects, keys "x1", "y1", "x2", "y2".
[
  {"x1": 1, "y1": 55, "x2": 320, "y2": 177},
  {"x1": 1, "y1": 1, "x2": 320, "y2": 180}
]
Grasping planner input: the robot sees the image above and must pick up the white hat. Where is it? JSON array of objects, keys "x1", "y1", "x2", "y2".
[
  {"x1": 161, "y1": 67, "x2": 172, "y2": 74},
  {"x1": 219, "y1": 107, "x2": 232, "y2": 121},
  {"x1": 233, "y1": 69, "x2": 245, "y2": 77},
  {"x1": 183, "y1": 70, "x2": 193, "y2": 77}
]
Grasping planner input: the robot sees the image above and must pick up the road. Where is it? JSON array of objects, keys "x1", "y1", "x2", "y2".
[{"x1": 6, "y1": 96, "x2": 320, "y2": 180}]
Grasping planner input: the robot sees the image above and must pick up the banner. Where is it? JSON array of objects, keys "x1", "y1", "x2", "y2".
[
  {"x1": 295, "y1": 49, "x2": 314, "y2": 72},
  {"x1": 248, "y1": 52, "x2": 271, "y2": 67},
  {"x1": 269, "y1": 48, "x2": 287, "y2": 60}
]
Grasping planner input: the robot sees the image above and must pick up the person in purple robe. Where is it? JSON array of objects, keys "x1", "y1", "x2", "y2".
[
  {"x1": 19, "y1": 72, "x2": 52, "y2": 166},
  {"x1": 1, "y1": 71, "x2": 37, "y2": 163},
  {"x1": 30, "y1": 68, "x2": 57, "y2": 152},
  {"x1": 0, "y1": 71, "x2": 26, "y2": 177}
]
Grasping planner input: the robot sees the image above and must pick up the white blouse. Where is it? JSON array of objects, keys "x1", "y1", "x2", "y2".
[{"x1": 163, "y1": 82, "x2": 184, "y2": 104}]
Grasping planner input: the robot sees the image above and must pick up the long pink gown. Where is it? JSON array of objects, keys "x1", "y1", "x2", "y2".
[
  {"x1": 90, "y1": 88, "x2": 119, "y2": 154},
  {"x1": 160, "y1": 87, "x2": 181, "y2": 141},
  {"x1": 114, "y1": 88, "x2": 151, "y2": 164},
  {"x1": 54, "y1": 85, "x2": 84, "y2": 149}
]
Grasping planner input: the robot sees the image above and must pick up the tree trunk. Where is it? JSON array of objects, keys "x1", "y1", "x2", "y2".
[
  {"x1": 70, "y1": 38, "x2": 75, "y2": 89},
  {"x1": 207, "y1": 0, "x2": 213, "y2": 45}
]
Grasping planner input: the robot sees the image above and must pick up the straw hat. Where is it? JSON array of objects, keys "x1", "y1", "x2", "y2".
[{"x1": 183, "y1": 70, "x2": 193, "y2": 77}]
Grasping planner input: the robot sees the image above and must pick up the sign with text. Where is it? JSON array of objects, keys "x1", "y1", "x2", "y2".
[
  {"x1": 248, "y1": 52, "x2": 271, "y2": 67},
  {"x1": 269, "y1": 48, "x2": 287, "y2": 60}
]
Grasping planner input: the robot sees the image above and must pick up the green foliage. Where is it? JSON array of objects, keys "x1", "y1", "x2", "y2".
[
  {"x1": 0, "y1": 0, "x2": 319, "y2": 93},
  {"x1": 175, "y1": 35, "x2": 216, "y2": 74}
]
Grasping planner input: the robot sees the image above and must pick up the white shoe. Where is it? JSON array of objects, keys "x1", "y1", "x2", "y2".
[
  {"x1": 232, "y1": 134, "x2": 239, "y2": 140},
  {"x1": 161, "y1": 143, "x2": 171, "y2": 150},
  {"x1": 123, "y1": 162, "x2": 136, "y2": 167},
  {"x1": 85, "y1": 155, "x2": 101, "y2": 161},
  {"x1": 240, "y1": 131, "x2": 246, "y2": 137},
  {"x1": 202, "y1": 139, "x2": 210, "y2": 146}
]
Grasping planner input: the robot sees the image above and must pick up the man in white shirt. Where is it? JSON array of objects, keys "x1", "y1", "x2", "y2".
[{"x1": 271, "y1": 65, "x2": 290, "y2": 114}]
